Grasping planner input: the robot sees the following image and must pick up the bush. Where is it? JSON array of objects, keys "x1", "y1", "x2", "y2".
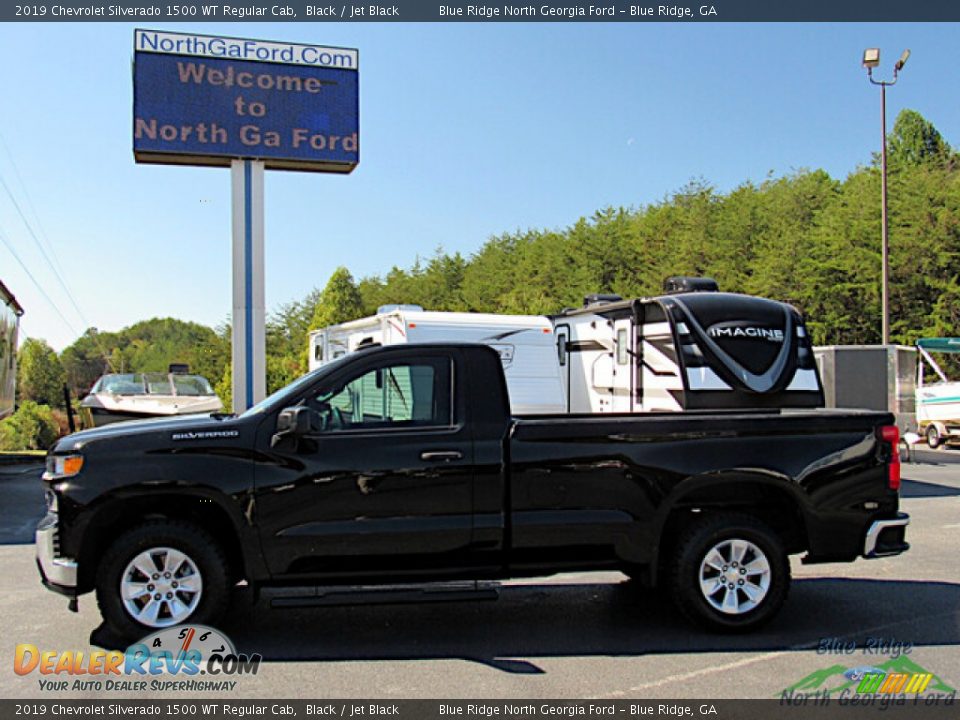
[
  {"x1": 0, "y1": 401, "x2": 61, "y2": 451},
  {"x1": 17, "y1": 338, "x2": 66, "y2": 409}
]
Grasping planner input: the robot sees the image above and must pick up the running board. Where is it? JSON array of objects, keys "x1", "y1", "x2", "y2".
[{"x1": 268, "y1": 581, "x2": 501, "y2": 608}]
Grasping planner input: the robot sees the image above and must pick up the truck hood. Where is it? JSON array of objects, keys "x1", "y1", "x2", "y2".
[{"x1": 53, "y1": 414, "x2": 238, "y2": 453}]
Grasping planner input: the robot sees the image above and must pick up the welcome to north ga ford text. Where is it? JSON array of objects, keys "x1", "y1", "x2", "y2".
[{"x1": 134, "y1": 60, "x2": 357, "y2": 155}]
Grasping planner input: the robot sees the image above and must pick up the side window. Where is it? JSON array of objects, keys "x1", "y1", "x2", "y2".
[
  {"x1": 617, "y1": 328, "x2": 629, "y2": 365},
  {"x1": 311, "y1": 358, "x2": 452, "y2": 431}
]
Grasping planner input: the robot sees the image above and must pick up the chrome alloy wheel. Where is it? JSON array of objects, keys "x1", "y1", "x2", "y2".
[
  {"x1": 120, "y1": 547, "x2": 203, "y2": 627},
  {"x1": 698, "y1": 538, "x2": 771, "y2": 615}
]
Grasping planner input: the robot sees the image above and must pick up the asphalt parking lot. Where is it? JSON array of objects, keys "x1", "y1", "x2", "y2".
[{"x1": 2, "y1": 450, "x2": 958, "y2": 700}]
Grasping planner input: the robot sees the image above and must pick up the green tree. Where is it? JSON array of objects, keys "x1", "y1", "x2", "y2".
[
  {"x1": 59, "y1": 328, "x2": 116, "y2": 398},
  {"x1": 17, "y1": 339, "x2": 66, "y2": 408},
  {"x1": 310, "y1": 267, "x2": 364, "y2": 330},
  {"x1": 888, "y1": 109, "x2": 952, "y2": 168},
  {"x1": 0, "y1": 401, "x2": 59, "y2": 450},
  {"x1": 215, "y1": 363, "x2": 232, "y2": 412},
  {"x1": 266, "y1": 290, "x2": 320, "y2": 385},
  {"x1": 743, "y1": 170, "x2": 837, "y2": 308}
]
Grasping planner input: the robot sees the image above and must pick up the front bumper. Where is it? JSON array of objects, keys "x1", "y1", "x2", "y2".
[
  {"x1": 862, "y1": 513, "x2": 910, "y2": 558},
  {"x1": 36, "y1": 512, "x2": 78, "y2": 595}
]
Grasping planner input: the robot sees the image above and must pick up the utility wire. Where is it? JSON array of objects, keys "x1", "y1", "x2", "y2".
[
  {"x1": 0, "y1": 172, "x2": 91, "y2": 329},
  {"x1": 0, "y1": 224, "x2": 80, "y2": 337},
  {"x1": 0, "y1": 133, "x2": 71, "y2": 284},
  {"x1": 0, "y1": 146, "x2": 115, "y2": 371}
]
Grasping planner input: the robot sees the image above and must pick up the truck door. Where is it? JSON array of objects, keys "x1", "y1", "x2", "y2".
[
  {"x1": 611, "y1": 318, "x2": 634, "y2": 412},
  {"x1": 253, "y1": 349, "x2": 476, "y2": 579}
]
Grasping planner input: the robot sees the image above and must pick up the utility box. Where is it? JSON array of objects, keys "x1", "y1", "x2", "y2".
[{"x1": 814, "y1": 345, "x2": 917, "y2": 434}]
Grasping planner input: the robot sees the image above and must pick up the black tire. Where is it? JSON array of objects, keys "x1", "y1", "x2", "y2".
[
  {"x1": 669, "y1": 512, "x2": 790, "y2": 632},
  {"x1": 96, "y1": 520, "x2": 230, "y2": 641},
  {"x1": 926, "y1": 425, "x2": 942, "y2": 449}
]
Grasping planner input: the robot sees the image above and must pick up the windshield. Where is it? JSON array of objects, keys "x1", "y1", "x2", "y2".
[
  {"x1": 98, "y1": 374, "x2": 145, "y2": 395},
  {"x1": 172, "y1": 375, "x2": 215, "y2": 396},
  {"x1": 239, "y1": 353, "x2": 356, "y2": 418},
  {"x1": 144, "y1": 373, "x2": 172, "y2": 394},
  {"x1": 93, "y1": 373, "x2": 216, "y2": 397}
]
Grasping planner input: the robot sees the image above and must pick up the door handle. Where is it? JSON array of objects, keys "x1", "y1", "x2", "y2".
[{"x1": 420, "y1": 450, "x2": 463, "y2": 462}]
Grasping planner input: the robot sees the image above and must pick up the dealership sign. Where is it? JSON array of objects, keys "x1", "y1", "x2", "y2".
[{"x1": 133, "y1": 29, "x2": 359, "y2": 172}]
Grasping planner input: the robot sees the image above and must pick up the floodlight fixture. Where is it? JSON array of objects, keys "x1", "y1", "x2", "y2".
[
  {"x1": 862, "y1": 48, "x2": 881, "y2": 69},
  {"x1": 895, "y1": 49, "x2": 911, "y2": 71}
]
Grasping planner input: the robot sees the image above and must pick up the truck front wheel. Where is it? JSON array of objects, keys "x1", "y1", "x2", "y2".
[
  {"x1": 669, "y1": 512, "x2": 790, "y2": 632},
  {"x1": 96, "y1": 520, "x2": 230, "y2": 639}
]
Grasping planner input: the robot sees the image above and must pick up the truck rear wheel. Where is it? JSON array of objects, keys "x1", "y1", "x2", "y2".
[
  {"x1": 926, "y1": 425, "x2": 942, "y2": 449},
  {"x1": 96, "y1": 520, "x2": 230, "y2": 640},
  {"x1": 669, "y1": 512, "x2": 789, "y2": 632}
]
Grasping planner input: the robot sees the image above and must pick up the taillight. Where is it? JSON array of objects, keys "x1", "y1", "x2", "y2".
[{"x1": 879, "y1": 425, "x2": 901, "y2": 491}]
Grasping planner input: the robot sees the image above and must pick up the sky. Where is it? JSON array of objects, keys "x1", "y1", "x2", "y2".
[{"x1": 0, "y1": 21, "x2": 958, "y2": 351}]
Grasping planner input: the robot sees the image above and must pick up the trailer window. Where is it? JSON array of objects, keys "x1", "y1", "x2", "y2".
[{"x1": 617, "y1": 328, "x2": 628, "y2": 365}]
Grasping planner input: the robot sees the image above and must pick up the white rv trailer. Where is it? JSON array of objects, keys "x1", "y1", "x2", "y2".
[
  {"x1": 915, "y1": 337, "x2": 960, "y2": 447},
  {"x1": 309, "y1": 279, "x2": 825, "y2": 416},
  {"x1": 552, "y1": 278, "x2": 824, "y2": 413},
  {"x1": 0, "y1": 279, "x2": 24, "y2": 420},
  {"x1": 308, "y1": 306, "x2": 567, "y2": 414}
]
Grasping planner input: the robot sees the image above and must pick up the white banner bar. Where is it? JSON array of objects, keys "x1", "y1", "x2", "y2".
[{"x1": 135, "y1": 29, "x2": 358, "y2": 69}]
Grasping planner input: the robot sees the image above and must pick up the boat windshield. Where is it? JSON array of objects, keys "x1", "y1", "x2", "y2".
[
  {"x1": 172, "y1": 375, "x2": 215, "y2": 396},
  {"x1": 97, "y1": 374, "x2": 145, "y2": 395},
  {"x1": 144, "y1": 373, "x2": 172, "y2": 394},
  {"x1": 94, "y1": 373, "x2": 216, "y2": 396}
]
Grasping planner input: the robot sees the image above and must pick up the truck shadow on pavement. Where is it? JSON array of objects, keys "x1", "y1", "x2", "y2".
[
  {"x1": 175, "y1": 577, "x2": 960, "y2": 672},
  {"x1": 900, "y1": 479, "x2": 960, "y2": 498},
  {"x1": 0, "y1": 463, "x2": 45, "y2": 545}
]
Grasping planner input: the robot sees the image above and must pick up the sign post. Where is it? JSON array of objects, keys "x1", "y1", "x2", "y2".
[
  {"x1": 132, "y1": 29, "x2": 359, "y2": 411},
  {"x1": 231, "y1": 159, "x2": 266, "y2": 411}
]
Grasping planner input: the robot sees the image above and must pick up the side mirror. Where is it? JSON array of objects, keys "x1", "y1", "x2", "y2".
[{"x1": 271, "y1": 406, "x2": 313, "y2": 447}]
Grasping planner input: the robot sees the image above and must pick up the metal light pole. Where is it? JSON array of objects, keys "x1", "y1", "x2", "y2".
[{"x1": 862, "y1": 48, "x2": 910, "y2": 345}]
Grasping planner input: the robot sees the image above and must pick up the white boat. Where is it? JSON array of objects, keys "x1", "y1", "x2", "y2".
[
  {"x1": 915, "y1": 338, "x2": 960, "y2": 447},
  {"x1": 80, "y1": 369, "x2": 223, "y2": 427}
]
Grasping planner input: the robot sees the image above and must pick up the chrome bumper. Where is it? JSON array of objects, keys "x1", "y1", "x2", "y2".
[
  {"x1": 863, "y1": 514, "x2": 911, "y2": 558},
  {"x1": 36, "y1": 512, "x2": 77, "y2": 589}
]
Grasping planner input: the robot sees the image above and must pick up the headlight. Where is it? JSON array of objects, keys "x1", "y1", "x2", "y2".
[{"x1": 44, "y1": 454, "x2": 84, "y2": 480}]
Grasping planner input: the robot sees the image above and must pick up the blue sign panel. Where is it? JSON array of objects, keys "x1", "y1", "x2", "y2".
[{"x1": 134, "y1": 34, "x2": 358, "y2": 173}]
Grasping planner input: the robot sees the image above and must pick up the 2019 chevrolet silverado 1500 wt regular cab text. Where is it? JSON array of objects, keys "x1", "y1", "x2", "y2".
[{"x1": 37, "y1": 343, "x2": 909, "y2": 637}]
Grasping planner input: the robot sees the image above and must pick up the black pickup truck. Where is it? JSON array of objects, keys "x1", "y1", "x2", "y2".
[{"x1": 37, "y1": 343, "x2": 909, "y2": 637}]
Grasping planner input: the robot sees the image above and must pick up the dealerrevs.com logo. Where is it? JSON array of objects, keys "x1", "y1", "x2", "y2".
[{"x1": 14, "y1": 625, "x2": 262, "y2": 692}]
